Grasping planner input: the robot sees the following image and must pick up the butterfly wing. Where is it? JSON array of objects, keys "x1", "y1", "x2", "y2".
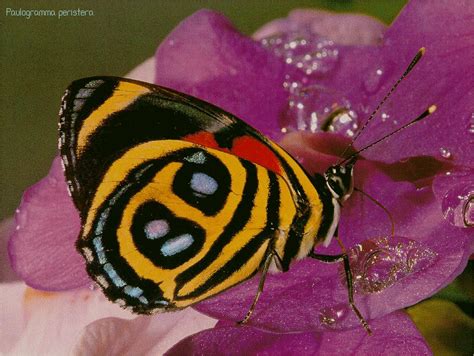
[{"x1": 59, "y1": 77, "x2": 324, "y2": 313}]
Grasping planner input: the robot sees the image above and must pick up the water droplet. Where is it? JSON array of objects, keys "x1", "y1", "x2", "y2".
[
  {"x1": 468, "y1": 112, "x2": 474, "y2": 134},
  {"x1": 442, "y1": 186, "x2": 474, "y2": 228},
  {"x1": 319, "y1": 304, "x2": 349, "y2": 329},
  {"x1": 281, "y1": 83, "x2": 360, "y2": 136},
  {"x1": 381, "y1": 112, "x2": 390, "y2": 122},
  {"x1": 345, "y1": 236, "x2": 437, "y2": 294},
  {"x1": 261, "y1": 31, "x2": 339, "y2": 77},
  {"x1": 465, "y1": 198, "x2": 474, "y2": 227},
  {"x1": 322, "y1": 108, "x2": 359, "y2": 137},
  {"x1": 439, "y1": 147, "x2": 452, "y2": 159},
  {"x1": 364, "y1": 67, "x2": 385, "y2": 94}
]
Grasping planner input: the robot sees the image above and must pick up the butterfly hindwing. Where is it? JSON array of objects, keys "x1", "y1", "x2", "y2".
[{"x1": 60, "y1": 77, "x2": 325, "y2": 313}]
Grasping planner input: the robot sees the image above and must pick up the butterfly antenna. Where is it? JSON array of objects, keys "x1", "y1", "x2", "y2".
[
  {"x1": 340, "y1": 105, "x2": 437, "y2": 166},
  {"x1": 339, "y1": 47, "x2": 426, "y2": 162}
]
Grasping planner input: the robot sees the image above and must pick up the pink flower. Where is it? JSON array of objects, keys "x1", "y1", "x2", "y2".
[{"x1": 5, "y1": 1, "x2": 474, "y2": 353}]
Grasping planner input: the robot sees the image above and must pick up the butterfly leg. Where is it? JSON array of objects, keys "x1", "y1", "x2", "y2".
[
  {"x1": 308, "y1": 250, "x2": 372, "y2": 335},
  {"x1": 238, "y1": 248, "x2": 276, "y2": 325}
]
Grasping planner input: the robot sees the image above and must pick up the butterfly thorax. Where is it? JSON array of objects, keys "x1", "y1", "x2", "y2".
[{"x1": 308, "y1": 158, "x2": 356, "y2": 249}]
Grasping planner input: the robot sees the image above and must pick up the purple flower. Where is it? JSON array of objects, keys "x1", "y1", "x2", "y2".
[{"x1": 6, "y1": 1, "x2": 474, "y2": 353}]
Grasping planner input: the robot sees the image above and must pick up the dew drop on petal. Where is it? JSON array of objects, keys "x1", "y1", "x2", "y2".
[
  {"x1": 345, "y1": 237, "x2": 437, "y2": 295},
  {"x1": 468, "y1": 112, "x2": 474, "y2": 134},
  {"x1": 442, "y1": 185, "x2": 474, "y2": 228},
  {"x1": 439, "y1": 147, "x2": 453, "y2": 159},
  {"x1": 282, "y1": 83, "x2": 360, "y2": 137},
  {"x1": 261, "y1": 31, "x2": 340, "y2": 77},
  {"x1": 323, "y1": 109, "x2": 359, "y2": 137},
  {"x1": 319, "y1": 304, "x2": 349, "y2": 330},
  {"x1": 363, "y1": 67, "x2": 386, "y2": 94}
]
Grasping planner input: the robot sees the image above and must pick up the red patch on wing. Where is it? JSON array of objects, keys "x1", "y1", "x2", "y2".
[
  {"x1": 183, "y1": 132, "x2": 282, "y2": 175},
  {"x1": 184, "y1": 132, "x2": 220, "y2": 149},
  {"x1": 232, "y1": 136, "x2": 282, "y2": 174}
]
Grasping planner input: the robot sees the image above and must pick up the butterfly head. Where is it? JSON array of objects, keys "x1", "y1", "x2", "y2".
[{"x1": 324, "y1": 156, "x2": 357, "y2": 203}]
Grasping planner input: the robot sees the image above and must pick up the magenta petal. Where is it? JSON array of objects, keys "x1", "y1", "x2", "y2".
[
  {"x1": 166, "y1": 324, "x2": 320, "y2": 356},
  {"x1": 260, "y1": 2, "x2": 473, "y2": 166},
  {"x1": 317, "y1": 311, "x2": 430, "y2": 355},
  {"x1": 154, "y1": 9, "x2": 290, "y2": 138},
  {"x1": 341, "y1": 1, "x2": 474, "y2": 166},
  {"x1": 8, "y1": 157, "x2": 89, "y2": 290},
  {"x1": 166, "y1": 311, "x2": 430, "y2": 356}
]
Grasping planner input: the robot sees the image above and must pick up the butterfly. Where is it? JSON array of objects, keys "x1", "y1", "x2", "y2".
[{"x1": 59, "y1": 49, "x2": 431, "y2": 332}]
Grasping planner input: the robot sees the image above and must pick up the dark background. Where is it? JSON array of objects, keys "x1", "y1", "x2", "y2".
[{"x1": 1, "y1": 0, "x2": 407, "y2": 219}]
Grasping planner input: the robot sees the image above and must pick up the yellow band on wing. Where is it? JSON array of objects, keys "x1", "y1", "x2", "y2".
[{"x1": 76, "y1": 81, "x2": 150, "y2": 156}]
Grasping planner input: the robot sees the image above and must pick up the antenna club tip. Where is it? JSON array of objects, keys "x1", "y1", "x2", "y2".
[
  {"x1": 419, "y1": 47, "x2": 426, "y2": 55},
  {"x1": 428, "y1": 104, "x2": 437, "y2": 114}
]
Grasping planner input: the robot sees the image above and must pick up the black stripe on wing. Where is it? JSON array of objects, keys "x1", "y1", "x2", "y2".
[
  {"x1": 175, "y1": 160, "x2": 259, "y2": 289},
  {"x1": 176, "y1": 170, "x2": 280, "y2": 300}
]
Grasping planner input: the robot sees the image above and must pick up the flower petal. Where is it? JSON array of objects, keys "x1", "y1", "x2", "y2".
[
  {"x1": 254, "y1": 9, "x2": 386, "y2": 45},
  {"x1": 166, "y1": 311, "x2": 430, "y2": 355},
  {"x1": 318, "y1": 311, "x2": 431, "y2": 355},
  {"x1": 72, "y1": 309, "x2": 216, "y2": 356},
  {"x1": 154, "y1": 9, "x2": 291, "y2": 138},
  {"x1": 8, "y1": 157, "x2": 89, "y2": 290},
  {"x1": 255, "y1": 2, "x2": 473, "y2": 167},
  {"x1": 125, "y1": 56, "x2": 155, "y2": 82},
  {"x1": 1, "y1": 282, "x2": 133, "y2": 355},
  {"x1": 332, "y1": 0, "x2": 474, "y2": 166},
  {"x1": 166, "y1": 324, "x2": 321, "y2": 355},
  {"x1": 0, "y1": 283, "x2": 26, "y2": 353}
]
